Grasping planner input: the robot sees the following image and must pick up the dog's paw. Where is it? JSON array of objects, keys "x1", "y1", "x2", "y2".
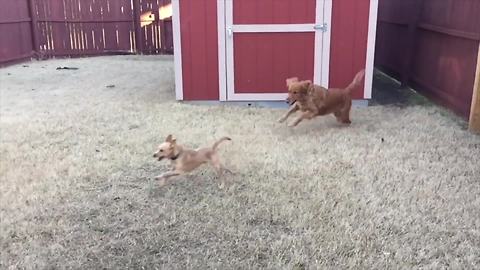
[
  {"x1": 158, "y1": 178, "x2": 167, "y2": 187},
  {"x1": 277, "y1": 117, "x2": 286, "y2": 123},
  {"x1": 288, "y1": 122, "x2": 297, "y2": 127},
  {"x1": 155, "y1": 175, "x2": 166, "y2": 182},
  {"x1": 218, "y1": 182, "x2": 226, "y2": 190},
  {"x1": 223, "y1": 168, "x2": 235, "y2": 175}
]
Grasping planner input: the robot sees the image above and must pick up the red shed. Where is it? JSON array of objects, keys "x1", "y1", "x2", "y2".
[{"x1": 172, "y1": 0, "x2": 378, "y2": 102}]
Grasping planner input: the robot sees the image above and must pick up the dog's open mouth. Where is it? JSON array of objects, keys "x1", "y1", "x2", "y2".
[{"x1": 153, "y1": 154, "x2": 164, "y2": 161}]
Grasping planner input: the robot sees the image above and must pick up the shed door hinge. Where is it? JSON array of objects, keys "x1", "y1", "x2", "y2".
[{"x1": 314, "y1": 23, "x2": 328, "y2": 32}]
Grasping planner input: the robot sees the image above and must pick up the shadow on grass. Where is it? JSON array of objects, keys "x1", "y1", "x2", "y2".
[
  {"x1": 370, "y1": 69, "x2": 470, "y2": 130},
  {"x1": 370, "y1": 69, "x2": 432, "y2": 107}
]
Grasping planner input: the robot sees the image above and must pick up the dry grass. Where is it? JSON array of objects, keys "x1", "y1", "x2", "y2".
[{"x1": 1, "y1": 55, "x2": 479, "y2": 269}]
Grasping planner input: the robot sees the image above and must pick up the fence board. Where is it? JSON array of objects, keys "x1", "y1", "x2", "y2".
[{"x1": 375, "y1": 0, "x2": 480, "y2": 119}]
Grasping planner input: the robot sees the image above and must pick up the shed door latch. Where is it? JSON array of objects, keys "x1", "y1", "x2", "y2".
[{"x1": 314, "y1": 23, "x2": 328, "y2": 32}]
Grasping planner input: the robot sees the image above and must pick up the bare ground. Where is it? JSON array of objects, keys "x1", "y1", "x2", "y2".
[{"x1": 1, "y1": 55, "x2": 479, "y2": 269}]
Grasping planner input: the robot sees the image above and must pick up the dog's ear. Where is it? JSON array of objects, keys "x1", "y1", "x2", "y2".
[
  {"x1": 286, "y1": 77, "x2": 299, "y2": 87},
  {"x1": 300, "y1": 80, "x2": 312, "y2": 93},
  {"x1": 165, "y1": 134, "x2": 173, "y2": 142}
]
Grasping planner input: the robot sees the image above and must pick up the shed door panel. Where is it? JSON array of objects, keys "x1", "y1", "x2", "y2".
[
  {"x1": 225, "y1": 0, "x2": 326, "y2": 101},
  {"x1": 234, "y1": 33, "x2": 315, "y2": 93},
  {"x1": 233, "y1": 0, "x2": 316, "y2": 24}
]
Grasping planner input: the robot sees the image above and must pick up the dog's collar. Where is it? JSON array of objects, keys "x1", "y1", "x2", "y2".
[{"x1": 170, "y1": 150, "x2": 182, "y2": 161}]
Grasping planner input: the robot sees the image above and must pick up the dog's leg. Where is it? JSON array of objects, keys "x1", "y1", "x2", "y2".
[
  {"x1": 278, "y1": 103, "x2": 299, "y2": 123},
  {"x1": 289, "y1": 111, "x2": 316, "y2": 127},
  {"x1": 155, "y1": 171, "x2": 181, "y2": 187},
  {"x1": 209, "y1": 154, "x2": 232, "y2": 188},
  {"x1": 155, "y1": 171, "x2": 181, "y2": 180},
  {"x1": 340, "y1": 100, "x2": 352, "y2": 124}
]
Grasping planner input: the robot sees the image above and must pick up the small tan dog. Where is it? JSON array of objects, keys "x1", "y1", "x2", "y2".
[
  {"x1": 278, "y1": 70, "x2": 365, "y2": 127},
  {"x1": 153, "y1": 135, "x2": 232, "y2": 187}
]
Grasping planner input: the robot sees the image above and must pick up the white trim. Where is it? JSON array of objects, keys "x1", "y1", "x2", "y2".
[
  {"x1": 321, "y1": 0, "x2": 333, "y2": 88},
  {"x1": 364, "y1": 0, "x2": 379, "y2": 99},
  {"x1": 313, "y1": 0, "x2": 324, "y2": 86},
  {"x1": 226, "y1": 93, "x2": 288, "y2": 101},
  {"x1": 217, "y1": 0, "x2": 227, "y2": 101},
  {"x1": 225, "y1": 0, "x2": 235, "y2": 100},
  {"x1": 172, "y1": 0, "x2": 183, "y2": 100},
  {"x1": 232, "y1": 24, "x2": 315, "y2": 33}
]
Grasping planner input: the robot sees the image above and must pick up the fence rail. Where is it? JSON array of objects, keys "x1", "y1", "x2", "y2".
[
  {"x1": 0, "y1": 0, "x2": 173, "y2": 66},
  {"x1": 375, "y1": 0, "x2": 480, "y2": 119}
]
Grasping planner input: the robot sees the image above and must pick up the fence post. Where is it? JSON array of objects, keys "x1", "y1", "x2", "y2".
[
  {"x1": 27, "y1": 0, "x2": 40, "y2": 56},
  {"x1": 469, "y1": 44, "x2": 480, "y2": 133},
  {"x1": 401, "y1": 0, "x2": 424, "y2": 87},
  {"x1": 133, "y1": 0, "x2": 144, "y2": 54}
]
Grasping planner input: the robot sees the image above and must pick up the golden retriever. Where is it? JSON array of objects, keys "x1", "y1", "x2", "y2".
[{"x1": 278, "y1": 70, "x2": 365, "y2": 127}]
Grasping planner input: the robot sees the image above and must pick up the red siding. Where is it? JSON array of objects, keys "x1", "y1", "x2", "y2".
[
  {"x1": 329, "y1": 0, "x2": 370, "y2": 99},
  {"x1": 180, "y1": 0, "x2": 219, "y2": 100}
]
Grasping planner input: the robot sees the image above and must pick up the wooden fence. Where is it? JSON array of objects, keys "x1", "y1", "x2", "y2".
[
  {"x1": 375, "y1": 0, "x2": 480, "y2": 119},
  {"x1": 0, "y1": 0, "x2": 173, "y2": 65}
]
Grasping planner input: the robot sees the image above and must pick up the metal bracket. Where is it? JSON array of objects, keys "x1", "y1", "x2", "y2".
[
  {"x1": 227, "y1": 26, "x2": 233, "y2": 37},
  {"x1": 314, "y1": 23, "x2": 328, "y2": 32}
]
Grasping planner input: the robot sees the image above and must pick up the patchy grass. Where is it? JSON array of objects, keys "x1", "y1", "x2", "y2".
[{"x1": 1, "y1": 56, "x2": 480, "y2": 269}]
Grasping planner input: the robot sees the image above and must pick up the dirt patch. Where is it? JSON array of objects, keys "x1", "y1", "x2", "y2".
[{"x1": 1, "y1": 56, "x2": 479, "y2": 269}]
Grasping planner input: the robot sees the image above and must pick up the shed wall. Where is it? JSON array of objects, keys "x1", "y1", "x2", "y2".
[
  {"x1": 179, "y1": 0, "x2": 219, "y2": 100},
  {"x1": 178, "y1": 0, "x2": 372, "y2": 100}
]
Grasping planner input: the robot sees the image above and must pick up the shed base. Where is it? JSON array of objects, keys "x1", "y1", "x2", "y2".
[{"x1": 179, "y1": 100, "x2": 369, "y2": 109}]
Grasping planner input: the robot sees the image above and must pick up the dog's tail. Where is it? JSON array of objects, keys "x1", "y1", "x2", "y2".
[
  {"x1": 212, "y1": 137, "x2": 232, "y2": 150},
  {"x1": 345, "y1": 69, "x2": 365, "y2": 93}
]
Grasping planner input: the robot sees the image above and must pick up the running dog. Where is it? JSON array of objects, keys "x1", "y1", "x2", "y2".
[
  {"x1": 153, "y1": 135, "x2": 232, "y2": 187},
  {"x1": 278, "y1": 70, "x2": 365, "y2": 127}
]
